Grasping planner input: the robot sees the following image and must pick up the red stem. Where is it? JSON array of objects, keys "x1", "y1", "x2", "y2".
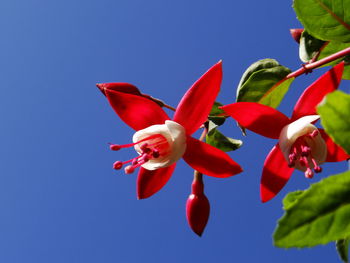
[{"x1": 287, "y1": 47, "x2": 350, "y2": 79}]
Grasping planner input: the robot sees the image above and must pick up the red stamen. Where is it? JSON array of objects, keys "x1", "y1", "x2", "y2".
[
  {"x1": 109, "y1": 134, "x2": 164, "y2": 151},
  {"x1": 299, "y1": 157, "x2": 307, "y2": 166},
  {"x1": 113, "y1": 161, "x2": 123, "y2": 170},
  {"x1": 305, "y1": 168, "x2": 314, "y2": 179},
  {"x1": 109, "y1": 144, "x2": 121, "y2": 151},
  {"x1": 124, "y1": 165, "x2": 135, "y2": 174},
  {"x1": 301, "y1": 145, "x2": 311, "y2": 157},
  {"x1": 314, "y1": 166, "x2": 322, "y2": 173},
  {"x1": 142, "y1": 155, "x2": 150, "y2": 162},
  {"x1": 152, "y1": 149, "x2": 160, "y2": 158},
  {"x1": 311, "y1": 158, "x2": 322, "y2": 173},
  {"x1": 110, "y1": 133, "x2": 171, "y2": 175},
  {"x1": 309, "y1": 130, "x2": 319, "y2": 138},
  {"x1": 140, "y1": 143, "x2": 149, "y2": 152}
]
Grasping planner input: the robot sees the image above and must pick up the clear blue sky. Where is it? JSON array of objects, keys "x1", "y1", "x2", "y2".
[{"x1": 0, "y1": 0, "x2": 348, "y2": 262}]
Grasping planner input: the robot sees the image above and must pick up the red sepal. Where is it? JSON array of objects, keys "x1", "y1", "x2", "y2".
[
  {"x1": 291, "y1": 62, "x2": 344, "y2": 121},
  {"x1": 173, "y1": 61, "x2": 222, "y2": 135},
  {"x1": 137, "y1": 164, "x2": 176, "y2": 199},
  {"x1": 260, "y1": 144, "x2": 294, "y2": 203},
  {"x1": 221, "y1": 102, "x2": 290, "y2": 139},
  {"x1": 96, "y1": 83, "x2": 142, "y2": 96},
  {"x1": 319, "y1": 129, "x2": 350, "y2": 162},
  {"x1": 105, "y1": 89, "x2": 170, "y2": 131},
  {"x1": 183, "y1": 136, "x2": 242, "y2": 178}
]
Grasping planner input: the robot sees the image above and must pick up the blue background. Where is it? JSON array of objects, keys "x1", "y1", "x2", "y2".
[{"x1": 0, "y1": 0, "x2": 348, "y2": 262}]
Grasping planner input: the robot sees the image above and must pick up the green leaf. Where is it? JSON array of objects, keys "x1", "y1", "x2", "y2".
[
  {"x1": 206, "y1": 126, "x2": 242, "y2": 152},
  {"x1": 299, "y1": 30, "x2": 326, "y2": 62},
  {"x1": 293, "y1": 0, "x2": 350, "y2": 43},
  {"x1": 208, "y1": 102, "x2": 226, "y2": 126},
  {"x1": 236, "y1": 59, "x2": 292, "y2": 108},
  {"x1": 258, "y1": 78, "x2": 295, "y2": 108},
  {"x1": 344, "y1": 56, "x2": 350, "y2": 79},
  {"x1": 282, "y1": 190, "x2": 304, "y2": 210},
  {"x1": 317, "y1": 90, "x2": 350, "y2": 154},
  {"x1": 337, "y1": 239, "x2": 350, "y2": 263},
  {"x1": 274, "y1": 171, "x2": 350, "y2": 248}
]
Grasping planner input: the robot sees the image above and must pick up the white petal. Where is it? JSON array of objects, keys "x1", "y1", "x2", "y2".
[
  {"x1": 132, "y1": 120, "x2": 186, "y2": 170},
  {"x1": 278, "y1": 115, "x2": 327, "y2": 171}
]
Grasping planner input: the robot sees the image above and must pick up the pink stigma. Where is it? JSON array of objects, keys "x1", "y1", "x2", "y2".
[{"x1": 287, "y1": 130, "x2": 323, "y2": 179}]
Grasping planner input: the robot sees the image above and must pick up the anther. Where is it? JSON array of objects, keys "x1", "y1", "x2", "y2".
[
  {"x1": 113, "y1": 161, "x2": 123, "y2": 170},
  {"x1": 142, "y1": 155, "x2": 150, "y2": 162},
  {"x1": 314, "y1": 166, "x2": 322, "y2": 173},
  {"x1": 311, "y1": 158, "x2": 322, "y2": 173},
  {"x1": 110, "y1": 144, "x2": 121, "y2": 151},
  {"x1": 299, "y1": 157, "x2": 307, "y2": 166},
  {"x1": 140, "y1": 143, "x2": 149, "y2": 152},
  {"x1": 124, "y1": 165, "x2": 135, "y2": 174},
  {"x1": 301, "y1": 146, "x2": 311, "y2": 156},
  {"x1": 305, "y1": 168, "x2": 314, "y2": 179},
  {"x1": 288, "y1": 153, "x2": 296, "y2": 167},
  {"x1": 309, "y1": 130, "x2": 319, "y2": 138},
  {"x1": 152, "y1": 149, "x2": 160, "y2": 158}
]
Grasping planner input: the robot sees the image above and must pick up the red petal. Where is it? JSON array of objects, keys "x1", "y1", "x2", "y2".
[
  {"x1": 183, "y1": 136, "x2": 242, "y2": 178},
  {"x1": 96, "y1": 83, "x2": 142, "y2": 96},
  {"x1": 137, "y1": 164, "x2": 176, "y2": 199},
  {"x1": 260, "y1": 144, "x2": 294, "y2": 203},
  {"x1": 291, "y1": 62, "x2": 344, "y2": 121},
  {"x1": 173, "y1": 61, "x2": 222, "y2": 135},
  {"x1": 105, "y1": 89, "x2": 170, "y2": 130},
  {"x1": 221, "y1": 102, "x2": 290, "y2": 139},
  {"x1": 319, "y1": 129, "x2": 350, "y2": 162}
]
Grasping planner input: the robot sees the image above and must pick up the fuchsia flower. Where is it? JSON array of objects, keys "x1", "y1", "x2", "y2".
[
  {"x1": 97, "y1": 61, "x2": 242, "y2": 199},
  {"x1": 221, "y1": 62, "x2": 350, "y2": 203}
]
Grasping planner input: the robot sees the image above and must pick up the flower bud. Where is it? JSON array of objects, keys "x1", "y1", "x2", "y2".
[
  {"x1": 186, "y1": 173, "x2": 210, "y2": 236},
  {"x1": 290, "y1": 28, "x2": 304, "y2": 44}
]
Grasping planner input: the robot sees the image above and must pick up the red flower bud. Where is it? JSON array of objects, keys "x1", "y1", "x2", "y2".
[
  {"x1": 290, "y1": 28, "x2": 304, "y2": 44},
  {"x1": 186, "y1": 173, "x2": 210, "y2": 236}
]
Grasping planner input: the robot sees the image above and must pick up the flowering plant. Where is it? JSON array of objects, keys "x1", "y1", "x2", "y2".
[
  {"x1": 222, "y1": 62, "x2": 349, "y2": 202},
  {"x1": 98, "y1": 62, "x2": 242, "y2": 235}
]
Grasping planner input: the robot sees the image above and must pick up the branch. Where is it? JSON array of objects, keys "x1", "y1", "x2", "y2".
[{"x1": 287, "y1": 47, "x2": 350, "y2": 79}]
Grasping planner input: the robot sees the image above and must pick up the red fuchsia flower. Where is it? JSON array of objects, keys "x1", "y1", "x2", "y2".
[
  {"x1": 97, "y1": 61, "x2": 242, "y2": 199},
  {"x1": 186, "y1": 172, "x2": 210, "y2": 237},
  {"x1": 221, "y1": 62, "x2": 350, "y2": 203}
]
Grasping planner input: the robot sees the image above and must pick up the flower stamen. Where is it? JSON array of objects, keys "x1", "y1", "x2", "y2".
[{"x1": 284, "y1": 128, "x2": 326, "y2": 179}]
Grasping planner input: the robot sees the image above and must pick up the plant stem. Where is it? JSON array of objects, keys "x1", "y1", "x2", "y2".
[
  {"x1": 163, "y1": 104, "x2": 176, "y2": 111},
  {"x1": 287, "y1": 46, "x2": 350, "y2": 79},
  {"x1": 194, "y1": 170, "x2": 203, "y2": 182},
  {"x1": 192, "y1": 124, "x2": 209, "y2": 181},
  {"x1": 199, "y1": 126, "x2": 208, "y2": 142}
]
